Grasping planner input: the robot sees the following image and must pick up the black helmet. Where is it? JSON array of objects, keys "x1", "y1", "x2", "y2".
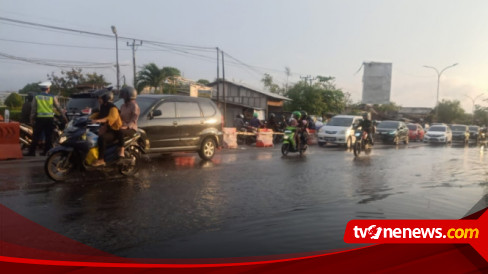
[
  {"x1": 120, "y1": 86, "x2": 137, "y2": 101},
  {"x1": 96, "y1": 89, "x2": 113, "y2": 103},
  {"x1": 236, "y1": 114, "x2": 244, "y2": 119},
  {"x1": 300, "y1": 111, "x2": 308, "y2": 119}
]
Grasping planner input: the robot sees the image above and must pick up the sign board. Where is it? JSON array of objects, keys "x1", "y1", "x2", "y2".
[{"x1": 362, "y1": 62, "x2": 392, "y2": 104}]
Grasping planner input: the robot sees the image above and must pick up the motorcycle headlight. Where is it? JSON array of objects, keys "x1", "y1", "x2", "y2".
[
  {"x1": 284, "y1": 135, "x2": 289, "y2": 140},
  {"x1": 355, "y1": 132, "x2": 361, "y2": 137}
]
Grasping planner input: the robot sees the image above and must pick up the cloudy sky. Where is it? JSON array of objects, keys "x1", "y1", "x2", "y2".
[{"x1": 1, "y1": 0, "x2": 488, "y2": 112}]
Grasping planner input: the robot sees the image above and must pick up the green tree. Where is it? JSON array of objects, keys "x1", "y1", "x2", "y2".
[
  {"x1": 196, "y1": 79, "x2": 210, "y2": 86},
  {"x1": 47, "y1": 68, "x2": 110, "y2": 96},
  {"x1": 374, "y1": 102, "x2": 402, "y2": 120},
  {"x1": 4, "y1": 93, "x2": 23, "y2": 108},
  {"x1": 434, "y1": 99, "x2": 465, "y2": 123},
  {"x1": 136, "y1": 63, "x2": 181, "y2": 94},
  {"x1": 18, "y1": 82, "x2": 41, "y2": 94},
  {"x1": 284, "y1": 77, "x2": 346, "y2": 116},
  {"x1": 261, "y1": 73, "x2": 282, "y2": 94}
]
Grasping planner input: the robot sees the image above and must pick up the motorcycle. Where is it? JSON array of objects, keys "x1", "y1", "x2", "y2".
[
  {"x1": 237, "y1": 122, "x2": 257, "y2": 145},
  {"x1": 19, "y1": 115, "x2": 65, "y2": 154},
  {"x1": 44, "y1": 116, "x2": 146, "y2": 182},
  {"x1": 281, "y1": 126, "x2": 307, "y2": 156},
  {"x1": 353, "y1": 126, "x2": 372, "y2": 157}
]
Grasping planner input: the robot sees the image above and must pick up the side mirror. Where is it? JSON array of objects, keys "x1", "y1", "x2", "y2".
[{"x1": 153, "y1": 109, "x2": 162, "y2": 117}]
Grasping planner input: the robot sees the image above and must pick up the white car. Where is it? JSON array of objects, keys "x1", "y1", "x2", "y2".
[
  {"x1": 317, "y1": 115, "x2": 363, "y2": 148},
  {"x1": 423, "y1": 125, "x2": 452, "y2": 144}
]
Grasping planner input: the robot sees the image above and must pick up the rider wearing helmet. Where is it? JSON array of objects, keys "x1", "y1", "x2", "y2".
[
  {"x1": 358, "y1": 112, "x2": 374, "y2": 145},
  {"x1": 233, "y1": 113, "x2": 245, "y2": 129},
  {"x1": 90, "y1": 89, "x2": 122, "y2": 166},
  {"x1": 289, "y1": 111, "x2": 301, "y2": 127},
  {"x1": 267, "y1": 113, "x2": 278, "y2": 131},
  {"x1": 250, "y1": 112, "x2": 262, "y2": 128},
  {"x1": 118, "y1": 86, "x2": 140, "y2": 157}
]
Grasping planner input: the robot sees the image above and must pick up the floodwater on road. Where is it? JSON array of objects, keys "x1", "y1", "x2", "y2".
[{"x1": 1, "y1": 142, "x2": 487, "y2": 259}]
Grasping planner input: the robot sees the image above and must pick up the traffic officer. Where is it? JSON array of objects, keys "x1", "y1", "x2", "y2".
[{"x1": 26, "y1": 81, "x2": 67, "y2": 156}]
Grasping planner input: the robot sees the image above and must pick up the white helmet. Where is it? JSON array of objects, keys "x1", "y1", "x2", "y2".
[{"x1": 39, "y1": 81, "x2": 52, "y2": 91}]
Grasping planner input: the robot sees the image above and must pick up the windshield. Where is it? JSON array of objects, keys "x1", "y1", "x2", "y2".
[
  {"x1": 377, "y1": 121, "x2": 399, "y2": 129},
  {"x1": 469, "y1": 126, "x2": 479, "y2": 131},
  {"x1": 451, "y1": 126, "x2": 466, "y2": 131},
  {"x1": 327, "y1": 117, "x2": 353, "y2": 127},
  {"x1": 66, "y1": 98, "x2": 98, "y2": 111},
  {"x1": 114, "y1": 97, "x2": 158, "y2": 116},
  {"x1": 407, "y1": 124, "x2": 417, "y2": 130},
  {"x1": 428, "y1": 126, "x2": 446, "y2": 132}
]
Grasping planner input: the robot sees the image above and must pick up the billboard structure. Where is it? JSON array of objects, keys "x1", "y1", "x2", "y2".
[{"x1": 362, "y1": 62, "x2": 392, "y2": 104}]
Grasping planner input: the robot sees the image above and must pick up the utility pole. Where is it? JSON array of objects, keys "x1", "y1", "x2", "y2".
[
  {"x1": 222, "y1": 50, "x2": 226, "y2": 126},
  {"x1": 216, "y1": 47, "x2": 220, "y2": 103},
  {"x1": 300, "y1": 75, "x2": 316, "y2": 86},
  {"x1": 127, "y1": 40, "x2": 143, "y2": 87}
]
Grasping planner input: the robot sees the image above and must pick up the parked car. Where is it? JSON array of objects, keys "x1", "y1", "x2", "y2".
[
  {"x1": 317, "y1": 115, "x2": 363, "y2": 148},
  {"x1": 450, "y1": 124, "x2": 470, "y2": 144},
  {"x1": 115, "y1": 95, "x2": 223, "y2": 160},
  {"x1": 375, "y1": 120, "x2": 409, "y2": 145},
  {"x1": 65, "y1": 92, "x2": 99, "y2": 121},
  {"x1": 468, "y1": 125, "x2": 481, "y2": 143},
  {"x1": 423, "y1": 125, "x2": 452, "y2": 144},
  {"x1": 407, "y1": 123, "x2": 424, "y2": 142}
]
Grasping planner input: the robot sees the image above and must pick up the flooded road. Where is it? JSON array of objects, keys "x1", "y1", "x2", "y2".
[{"x1": 1, "y1": 142, "x2": 488, "y2": 258}]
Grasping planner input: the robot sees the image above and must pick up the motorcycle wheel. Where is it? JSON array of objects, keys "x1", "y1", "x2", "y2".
[
  {"x1": 353, "y1": 141, "x2": 361, "y2": 157},
  {"x1": 281, "y1": 143, "x2": 290, "y2": 156},
  {"x1": 120, "y1": 147, "x2": 140, "y2": 176},
  {"x1": 44, "y1": 151, "x2": 73, "y2": 181}
]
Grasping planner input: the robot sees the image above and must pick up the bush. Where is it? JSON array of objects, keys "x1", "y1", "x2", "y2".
[{"x1": 4, "y1": 93, "x2": 23, "y2": 108}]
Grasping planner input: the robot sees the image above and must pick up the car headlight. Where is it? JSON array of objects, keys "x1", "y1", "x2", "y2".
[
  {"x1": 339, "y1": 130, "x2": 346, "y2": 134},
  {"x1": 389, "y1": 130, "x2": 397, "y2": 135}
]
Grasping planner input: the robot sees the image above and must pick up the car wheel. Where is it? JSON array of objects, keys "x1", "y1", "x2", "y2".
[{"x1": 199, "y1": 137, "x2": 216, "y2": 160}]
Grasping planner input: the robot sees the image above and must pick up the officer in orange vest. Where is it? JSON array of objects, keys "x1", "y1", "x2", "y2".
[{"x1": 26, "y1": 81, "x2": 67, "y2": 156}]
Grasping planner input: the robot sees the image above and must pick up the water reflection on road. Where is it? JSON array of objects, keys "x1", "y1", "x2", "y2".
[{"x1": 1, "y1": 143, "x2": 487, "y2": 258}]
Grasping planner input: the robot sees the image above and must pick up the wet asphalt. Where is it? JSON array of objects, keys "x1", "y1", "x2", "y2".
[{"x1": 1, "y1": 141, "x2": 488, "y2": 258}]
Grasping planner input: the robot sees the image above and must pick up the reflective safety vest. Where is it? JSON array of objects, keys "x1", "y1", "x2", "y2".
[{"x1": 36, "y1": 94, "x2": 54, "y2": 118}]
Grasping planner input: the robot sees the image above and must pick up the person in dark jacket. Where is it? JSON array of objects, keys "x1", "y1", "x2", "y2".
[
  {"x1": 358, "y1": 112, "x2": 374, "y2": 145},
  {"x1": 20, "y1": 92, "x2": 34, "y2": 125}
]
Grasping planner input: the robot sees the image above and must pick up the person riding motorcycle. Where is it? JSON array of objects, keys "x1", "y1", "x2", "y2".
[
  {"x1": 118, "y1": 86, "x2": 140, "y2": 158},
  {"x1": 250, "y1": 112, "x2": 262, "y2": 128},
  {"x1": 234, "y1": 114, "x2": 245, "y2": 129},
  {"x1": 358, "y1": 112, "x2": 374, "y2": 145},
  {"x1": 90, "y1": 90, "x2": 122, "y2": 166}
]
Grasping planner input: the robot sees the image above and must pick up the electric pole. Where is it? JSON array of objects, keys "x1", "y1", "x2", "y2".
[
  {"x1": 300, "y1": 75, "x2": 316, "y2": 86},
  {"x1": 127, "y1": 40, "x2": 143, "y2": 87}
]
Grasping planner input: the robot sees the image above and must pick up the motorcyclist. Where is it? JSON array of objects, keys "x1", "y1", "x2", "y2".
[
  {"x1": 90, "y1": 90, "x2": 122, "y2": 166},
  {"x1": 289, "y1": 111, "x2": 301, "y2": 127},
  {"x1": 118, "y1": 86, "x2": 140, "y2": 158},
  {"x1": 358, "y1": 112, "x2": 374, "y2": 145},
  {"x1": 267, "y1": 113, "x2": 278, "y2": 130},
  {"x1": 234, "y1": 113, "x2": 245, "y2": 129},
  {"x1": 249, "y1": 112, "x2": 262, "y2": 128},
  {"x1": 299, "y1": 111, "x2": 309, "y2": 145}
]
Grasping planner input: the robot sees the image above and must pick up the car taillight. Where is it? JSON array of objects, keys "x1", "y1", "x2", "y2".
[{"x1": 81, "y1": 108, "x2": 92, "y2": 115}]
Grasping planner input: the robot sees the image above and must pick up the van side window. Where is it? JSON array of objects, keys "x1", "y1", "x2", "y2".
[
  {"x1": 177, "y1": 102, "x2": 202, "y2": 118},
  {"x1": 156, "y1": 102, "x2": 176, "y2": 118},
  {"x1": 199, "y1": 101, "x2": 216, "y2": 117}
]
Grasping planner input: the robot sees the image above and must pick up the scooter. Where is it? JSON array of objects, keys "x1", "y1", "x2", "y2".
[
  {"x1": 281, "y1": 126, "x2": 307, "y2": 156},
  {"x1": 44, "y1": 116, "x2": 146, "y2": 182},
  {"x1": 353, "y1": 126, "x2": 372, "y2": 157}
]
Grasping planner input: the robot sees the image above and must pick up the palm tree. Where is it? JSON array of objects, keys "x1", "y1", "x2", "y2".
[{"x1": 136, "y1": 63, "x2": 181, "y2": 94}]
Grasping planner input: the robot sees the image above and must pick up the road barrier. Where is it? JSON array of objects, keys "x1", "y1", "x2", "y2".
[
  {"x1": 223, "y1": 127, "x2": 238, "y2": 149},
  {"x1": 307, "y1": 129, "x2": 318, "y2": 145},
  {"x1": 256, "y1": 128, "x2": 274, "y2": 147},
  {"x1": 0, "y1": 122, "x2": 22, "y2": 160}
]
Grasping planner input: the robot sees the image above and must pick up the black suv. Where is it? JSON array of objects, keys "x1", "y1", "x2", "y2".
[
  {"x1": 66, "y1": 92, "x2": 99, "y2": 121},
  {"x1": 115, "y1": 95, "x2": 223, "y2": 160},
  {"x1": 468, "y1": 125, "x2": 481, "y2": 143}
]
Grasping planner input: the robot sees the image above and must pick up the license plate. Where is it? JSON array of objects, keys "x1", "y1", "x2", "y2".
[{"x1": 325, "y1": 137, "x2": 336, "y2": 141}]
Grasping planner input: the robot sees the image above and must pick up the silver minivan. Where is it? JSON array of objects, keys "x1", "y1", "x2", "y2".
[{"x1": 317, "y1": 115, "x2": 363, "y2": 148}]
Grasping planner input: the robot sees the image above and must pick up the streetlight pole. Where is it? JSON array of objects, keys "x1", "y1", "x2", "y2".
[
  {"x1": 111, "y1": 25, "x2": 120, "y2": 91},
  {"x1": 423, "y1": 63, "x2": 458, "y2": 122}
]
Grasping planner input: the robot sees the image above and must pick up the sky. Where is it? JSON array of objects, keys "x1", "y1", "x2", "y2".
[{"x1": 1, "y1": 0, "x2": 488, "y2": 112}]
